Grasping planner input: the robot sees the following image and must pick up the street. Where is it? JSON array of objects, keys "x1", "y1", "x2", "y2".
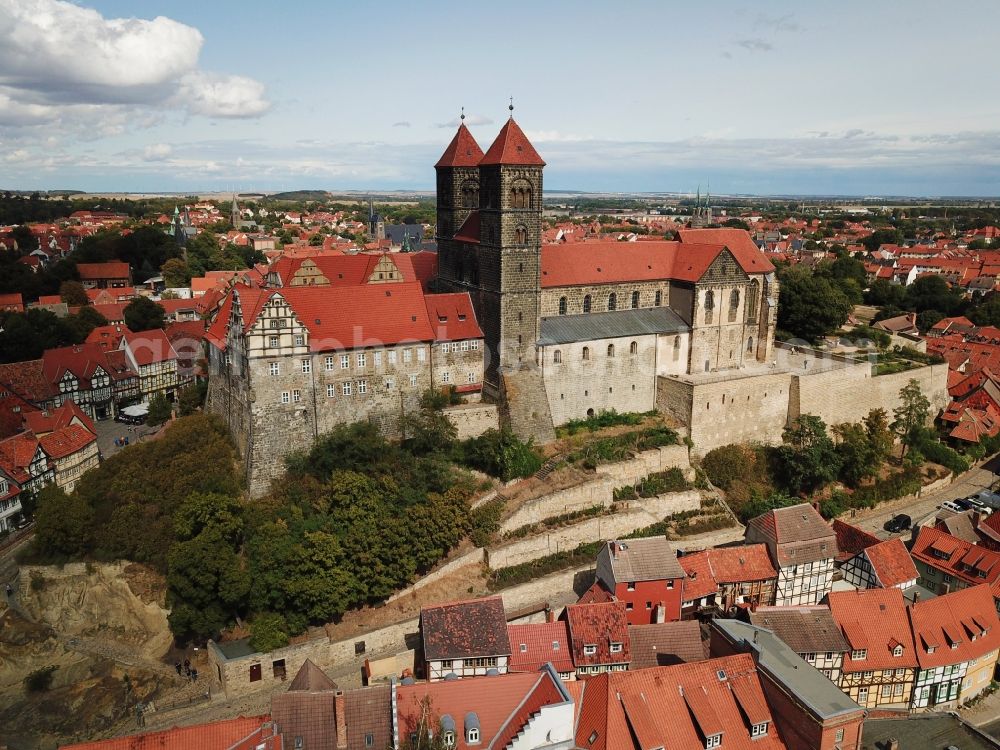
[{"x1": 848, "y1": 455, "x2": 1000, "y2": 538}]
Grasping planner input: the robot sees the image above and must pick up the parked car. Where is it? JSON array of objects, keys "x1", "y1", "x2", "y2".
[
  {"x1": 940, "y1": 500, "x2": 966, "y2": 514},
  {"x1": 954, "y1": 498, "x2": 976, "y2": 511},
  {"x1": 884, "y1": 514, "x2": 912, "y2": 533}
]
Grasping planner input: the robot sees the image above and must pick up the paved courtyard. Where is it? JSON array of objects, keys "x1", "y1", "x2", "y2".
[{"x1": 93, "y1": 416, "x2": 161, "y2": 458}]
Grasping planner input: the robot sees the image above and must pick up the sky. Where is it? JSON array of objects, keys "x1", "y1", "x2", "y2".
[{"x1": 1, "y1": 0, "x2": 999, "y2": 196}]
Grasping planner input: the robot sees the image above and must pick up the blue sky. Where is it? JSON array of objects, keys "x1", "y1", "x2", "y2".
[{"x1": 1, "y1": 0, "x2": 999, "y2": 196}]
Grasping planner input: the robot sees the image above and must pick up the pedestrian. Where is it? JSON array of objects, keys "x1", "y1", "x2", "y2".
[
  {"x1": 174, "y1": 661, "x2": 182, "y2": 675},
  {"x1": 191, "y1": 668, "x2": 198, "y2": 682},
  {"x1": 4, "y1": 583, "x2": 12, "y2": 598}
]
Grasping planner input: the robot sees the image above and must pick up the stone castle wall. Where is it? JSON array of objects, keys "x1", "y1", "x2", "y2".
[{"x1": 442, "y1": 403, "x2": 499, "y2": 440}]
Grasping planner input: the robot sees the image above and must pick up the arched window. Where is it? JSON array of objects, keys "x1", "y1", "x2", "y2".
[
  {"x1": 607, "y1": 343, "x2": 615, "y2": 358},
  {"x1": 515, "y1": 224, "x2": 527, "y2": 244},
  {"x1": 583, "y1": 294, "x2": 592, "y2": 313},
  {"x1": 553, "y1": 349, "x2": 562, "y2": 364},
  {"x1": 509, "y1": 179, "x2": 533, "y2": 209},
  {"x1": 747, "y1": 279, "x2": 759, "y2": 320},
  {"x1": 705, "y1": 290, "x2": 715, "y2": 324},
  {"x1": 729, "y1": 290, "x2": 740, "y2": 322},
  {"x1": 631, "y1": 290, "x2": 640, "y2": 309},
  {"x1": 582, "y1": 346, "x2": 590, "y2": 361},
  {"x1": 461, "y1": 180, "x2": 479, "y2": 209},
  {"x1": 558, "y1": 296, "x2": 567, "y2": 315},
  {"x1": 630, "y1": 341, "x2": 638, "y2": 355},
  {"x1": 673, "y1": 336, "x2": 681, "y2": 361},
  {"x1": 654, "y1": 290, "x2": 662, "y2": 307},
  {"x1": 608, "y1": 292, "x2": 617, "y2": 311}
]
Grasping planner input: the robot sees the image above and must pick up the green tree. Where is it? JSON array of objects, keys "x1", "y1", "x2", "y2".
[
  {"x1": 774, "y1": 415, "x2": 841, "y2": 495},
  {"x1": 124, "y1": 296, "x2": 166, "y2": 331},
  {"x1": 161, "y1": 257, "x2": 190, "y2": 287},
  {"x1": 177, "y1": 382, "x2": 207, "y2": 416},
  {"x1": 833, "y1": 422, "x2": 880, "y2": 488},
  {"x1": 969, "y1": 294, "x2": 1000, "y2": 328},
  {"x1": 63, "y1": 305, "x2": 109, "y2": 343},
  {"x1": 11, "y1": 224, "x2": 36, "y2": 252},
  {"x1": 777, "y1": 266, "x2": 852, "y2": 341},
  {"x1": 916, "y1": 310, "x2": 945, "y2": 332},
  {"x1": 59, "y1": 280, "x2": 89, "y2": 306},
  {"x1": 905, "y1": 275, "x2": 963, "y2": 315},
  {"x1": 33, "y1": 485, "x2": 93, "y2": 558},
  {"x1": 863, "y1": 408, "x2": 894, "y2": 464},
  {"x1": 865, "y1": 278, "x2": 907, "y2": 308},
  {"x1": 891, "y1": 379, "x2": 930, "y2": 460},
  {"x1": 147, "y1": 393, "x2": 172, "y2": 425}
]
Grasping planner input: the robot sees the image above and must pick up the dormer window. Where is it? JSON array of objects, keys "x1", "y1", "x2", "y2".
[
  {"x1": 610, "y1": 642, "x2": 623, "y2": 654},
  {"x1": 705, "y1": 734, "x2": 722, "y2": 749},
  {"x1": 465, "y1": 713, "x2": 481, "y2": 745},
  {"x1": 443, "y1": 732, "x2": 455, "y2": 747},
  {"x1": 892, "y1": 645, "x2": 903, "y2": 657},
  {"x1": 520, "y1": 643, "x2": 528, "y2": 652},
  {"x1": 851, "y1": 649, "x2": 867, "y2": 661},
  {"x1": 751, "y1": 723, "x2": 768, "y2": 738},
  {"x1": 467, "y1": 728, "x2": 479, "y2": 745},
  {"x1": 584, "y1": 644, "x2": 597, "y2": 656}
]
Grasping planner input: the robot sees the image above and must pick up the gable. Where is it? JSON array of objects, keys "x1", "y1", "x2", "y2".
[{"x1": 699, "y1": 249, "x2": 750, "y2": 285}]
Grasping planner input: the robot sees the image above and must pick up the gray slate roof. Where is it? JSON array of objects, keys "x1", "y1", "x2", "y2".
[
  {"x1": 863, "y1": 714, "x2": 1000, "y2": 750},
  {"x1": 596, "y1": 537, "x2": 685, "y2": 587},
  {"x1": 712, "y1": 619, "x2": 861, "y2": 721},
  {"x1": 540, "y1": 307, "x2": 688, "y2": 345}
]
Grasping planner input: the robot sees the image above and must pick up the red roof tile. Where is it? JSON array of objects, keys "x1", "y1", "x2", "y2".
[
  {"x1": 122, "y1": 329, "x2": 179, "y2": 366},
  {"x1": 23, "y1": 400, "x2": 95, "y2": 436},
  {"x1": 565, "y1": 601, "x2": 630, "y2": 667},
  {"x1": 909, "y1": 585, "x2": 1000, "y2": 668},
  {"x1": 76, "y1": 261, "x2": 131, "y2": 280},
  {"x1": 828, "y1": 588, "x2": 917, "y2": 672},
  {"x1": 676, "y1": 228, "x2": 775, "y2": 273},
  {"x1": 0, "y1": 358, "x2": 52, "y2": 401},
  {"x1": 575, "y1": 655, "x2": 786, "y2": 750},
  {"x1": 39, "y1": 423, "x2": 96, "y2": 459},
  {"x1": 420, "y1": 595, "x2": 511, "y2": 661},
  {"x1": 426, "y1": 293, "x2": 484, "y2": 342},
  {"x1": 479, "y1": 118, "x2": 545, "y2": 166},
  {"x1": 911, "y1": 526, "x2": 1000, "y2": 596},
  {"x1": 863, "y1": 538, "x2": 918, "y2": 588},
  {"x1": 435, "y1": 122, "x2": 485, "y2": 168},
  {"x1": 454, "y1": 211, "x2": 481, "y2": 244},
  {"x1": 59, "y1": 715, "x2": 270, "y2": 750},
  {"x1": 832, "y1": 519, "x2": 882, "y2": 563},
  {"x1": 507, "y1": 621, "x2": 575, "y2": 674}
]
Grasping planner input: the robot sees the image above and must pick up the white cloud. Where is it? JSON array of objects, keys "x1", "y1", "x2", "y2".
[
  {"x1": 393, "y1": 121, "x2": 412, "y2": 128},
  {"x1": 736, "y1": 38, "x2": 773, "y2": 53},
  {"x1": 0, "y1": 0, "x2": 270, "y2": 126},
  {"x1": 143, "y1": 143, "x2": 172, "y2": 161}
]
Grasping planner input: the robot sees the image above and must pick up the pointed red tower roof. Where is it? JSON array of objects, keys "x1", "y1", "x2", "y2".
[
  {"x1": 479, "y1": 118, "x2": 545, "y2": 166},
  {"x1": 435, "y1": 123, "x2": 484, "y2": 168}
]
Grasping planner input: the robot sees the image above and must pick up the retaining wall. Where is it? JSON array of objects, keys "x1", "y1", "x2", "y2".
[{"x1": 443, "y1": 403, "x2": 499, "y2": 440}]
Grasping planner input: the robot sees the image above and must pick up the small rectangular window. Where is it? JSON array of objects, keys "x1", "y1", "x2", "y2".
[
  {"x1": 442, "y1": 372, "x2": 451, "y2": 383},
  {"x1": 357, "y1": 353, "x2": 366, "y2": 368},
  {"x1": 374, "y1": 351, "x2": 382, "y2": 367},
  {"x1": 442, "y1": 342, "x2": 450, "y2": 354},
  {"x1": 281, "y1": 391, "x2": 290, "y2": 404},
  {"x1": 269, "y1": 335, "x2": 279, "y2": 347},
  {"x1": 294, "y1": 334, "x2": 304, "y2": 346},
  {"x1": 327, "y1": 384, "x2": 335, "y2": 397},
  {"x1": 385, "y1": 378, "x2": 395, "y2": 391},
  {"x1": 301, "y1": 360, "x2": 311, "y2": 374},
  {"x1": 342, "y1": 382, "x2": 352, "y2": 396},
  {"x1": 292, "y1": 389, "x2": 301, "y2": 403},
  {"x1": 341, "y1": 354, "x2": 350, "y2": 369},
  {"x1": 388, "y1": 350, "x2": 397, "y2": 364},
  {"x1": 417, "y1": 347, "x2": 426, "y2": 362},
  {"x1": 409, "y1": 374, "x2": 418, "y2": 387},
  {"x1": 269, "y1": 362, "x2": 279, "y2": 376},
  {"x1": 471, "y1": 340, "x2": 480, "y2": 350},
  {"x1": 467, "y1": 372, "x2": 476, "y2": 383},
  {"x1": 358, "y1": 380, "x2": 367, "y2": 394},
  {"x1": 325, "y1": 356, "x2": 334, "y2": 371},
  {"x1": 403, "y1": 349, "x2": 412, "y2": 363}
]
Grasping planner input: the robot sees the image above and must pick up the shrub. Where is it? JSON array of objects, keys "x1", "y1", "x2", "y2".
[
  {"x1": 915, "y1": 435, "x2": 970, "y2": 475},
  {"x1": 249, "y1": 612, "x2": 290, "y2": 653},
  {"x1": 557, "y1": 409, "x2": 650, "y2": 437},
  {"x1": 458, "y1": 429, "x2": 542, "y2": 482},
  {"x1": 852, "y1": 468, "x2": 922, "y2": 506},
  {"x1": 470, "y1": 498, "x2": 505, "y2": 547},
  {"x1": 489, "y1": 541, "x2": 603, "y2": 589},
  {"x1": 24, "y1": 666, "x2": 57, "y2": 692},
  {"x1": 701, "y1": 444, "x2": 756, "y2": 491},
  {"x1": 636, "y1": 468, "x2": 689, "y2": 496}
]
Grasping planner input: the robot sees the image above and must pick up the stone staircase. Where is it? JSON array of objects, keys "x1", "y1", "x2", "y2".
[
  {"x1": 533, "y1": 457, "x2": 561, "y2": 481},
  {"x1": 500, "y1": 366, "x2": 555, "y2": 446}
]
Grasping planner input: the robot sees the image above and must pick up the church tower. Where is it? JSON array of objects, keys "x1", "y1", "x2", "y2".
[
  {"x1": 435, "y1": 116, "x2": 483, "y2": 284},
  {"x1": 476, "y1": 110, "x2": 545, "y2": 388},
  {"x1": 230, "y1": 193, "x2": 241, "y2": 229}
]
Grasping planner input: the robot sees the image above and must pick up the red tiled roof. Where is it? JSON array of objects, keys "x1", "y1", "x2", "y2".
[
  {"x1": 507, "y1": 621, "x2": 575, "y2": 674},
  {"x1": 675, "y1": 228, "x2": 775, "y2": 273},
  {"x1": 59, "y1": 715, "x2": 271, "y2": 750},
  {"x1": 435, "y1": 122, "x2": 485, "y2": 168},
  {"x1": 23, "y1": 400, "x2": 95, "y2": 436},
  {"x1": 0, "y1": 432, "x2": 41, "y2": 482},
  {"x1": 479, "y1": 118, "x2": 545, "y2": 166},
  {"x1": 680, "y1": 545, "x2": 776, "y2": 603},
  {"x1": 420, "y1": 595, "x2": 511, "y2": 661},
  {"x1": 565, "y1": 601, "x2": 630, "y2": 667},
  {"x1": 426, "y1": 293, "x2": 484, "y2": 342},
  {"x1": 42, "y1": 342, "x2": 137, "y2": 389},
  {"x1": 577, "y1": 581, "x2": 615, "y2": 605},
  {"x1": 0, "y1": 358, "x2": 52, "y2": 401},
  {"x1": 85, "y1": 323, "x2": 132, "y2": 352},
  {"x1": 828, "y1": 588, "x2": 917, "y2": 672},
  {"x1": 863, "y1": 538, "x2": 918, "y2": 588},
  {"x1": 396, "y1": 670, "x2": 565, "y2": 750},
  {"x1": 747, "y1": 503, "x2": 836, "y2": 566},
  {"x1": 39, "y1": 423, "x2": 96, "y2": 459},
  {"x1": 911, "y1": 526, "x2": 1000, "y2": 596},
  {"x1": 832, "y1": 519, "x2": 882, "y2": 563},
  {"x1": 0, "y1": 292, "x2": 23, "y2": 309},
  {"x1": 122, "y1": 329, "x2": 179, "y2": 366},
  {"x1": 627, "y1": 621, "x2": 707, "y2": 669},
  {"x1": 454, "y1": 211, "x2": 481, "y2": 244},
  {"x1": 575, "y1": 655, "x2": 786, "y2": 750},
  {"x1": 909, "y1": 585, "x2": 1000, "y2": 668},
  {"x1": 76, "y1": 261, "x2": 130, "y2": 280}
]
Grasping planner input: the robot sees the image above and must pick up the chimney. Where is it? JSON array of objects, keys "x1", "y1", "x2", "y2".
[
  {"x1": 334, "y1": 689, "x2": 347, "y2": 750},
  {"x1": 911, "y1": 590, "x2": 920, "y2": 604},
  {"x1": 609, "y1": 541, "x2": 617, "y2": 559},
  {"x1": 886, "y1": 738, "x2": 899, "y2": 750},
  {"x1": 545, "y1": 605, "x2": 555, "y2": 623}
]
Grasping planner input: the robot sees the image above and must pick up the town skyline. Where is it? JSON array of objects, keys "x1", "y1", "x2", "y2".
[{"x1": 2, "y1": 0, "x2": 1000, "y2": 196}]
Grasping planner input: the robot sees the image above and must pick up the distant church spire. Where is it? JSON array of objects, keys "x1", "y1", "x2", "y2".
[{"x1": 231, "y1": 192, "x2": 240, "y2": 229}]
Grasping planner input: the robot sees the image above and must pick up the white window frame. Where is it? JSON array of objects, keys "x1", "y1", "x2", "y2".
[
  {"x1": 388, "y1": 350, "x2": 397, "y2": 364},
  {"x1": 403, "y1": 349, "x2": 412, "y2": 363},
  {"x1": 461, "y1": 340, "x2": 470, "y2": 351},
  {"x1": 326, "y1": 384, "x2": 335, "y2": 398},
  {"x1": 269, "y1": 335, "x2": 279, "y2": 348},
  {"x1": 292, "y1": 389, "x2": 301, "y2": 403},
  {"x1": 301, "y1": 359, "x2": 311, "y2": 374},
  {"x1": 342, "y1": 382, "x2": 352, "y2": 396},
  {"x1": 325, "y1": 356, "x2": 334, "y2": 371},
  {"x1": 269, "y1": 362, "x2": 279, "y2": 376},
  {"x1": 409, "y1": 374, "x2": 418, "y2": 387},
  {"x1": 417, "y1": 347, "x2": 426, "y2": 362},
  {"x1": 358, "y1": 380, "x2": 367, "y2": 394},
  {"x1": 583, "y1": 645, "x2": 597, "y2": 656},
  {"x1": 281, "y1": 391, "x2": 290, "y2": 404},
  {"x1": 357, "y1": 352, "x2": 366, "y2": 368},
  {"x1": 294, "y1": 334, "x2": 305, "y2": 346},
  {"x1": 374, "y1": 351, "x2": 382, "y2": 367},
  {"x1": 442, "y1": 371, "x2": 450, "y2": 384},
  {"x1": 341, "y1": 354, "x2": 350, "y2": 369}
]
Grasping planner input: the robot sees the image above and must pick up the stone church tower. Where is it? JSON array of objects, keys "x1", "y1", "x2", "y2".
[{"x1": 435, "y1": 112, "x2": 554, "y2": 441}]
